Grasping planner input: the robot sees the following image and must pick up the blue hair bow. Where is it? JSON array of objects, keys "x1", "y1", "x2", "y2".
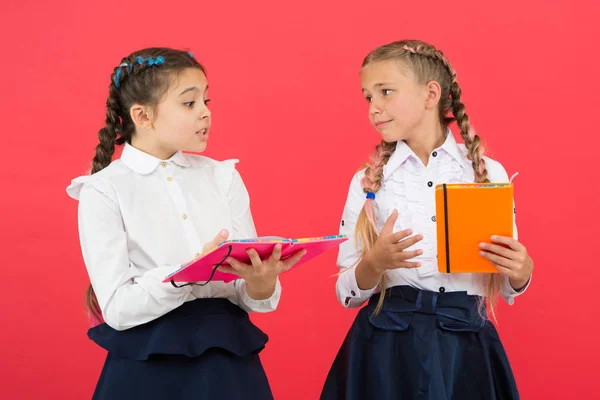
[{"x1": 136, "y1": 55, "x2": 165, "y2": 66}]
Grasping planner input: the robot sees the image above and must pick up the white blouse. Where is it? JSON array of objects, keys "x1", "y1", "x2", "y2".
[
  {"x1": 336, "y1": 133, "x2": 530, "y2": 308},
  {"x1": 66, "y1": 143, "x2": 281, "y2": 331}
]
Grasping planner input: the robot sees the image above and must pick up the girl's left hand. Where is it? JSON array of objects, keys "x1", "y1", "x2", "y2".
[
  {"x1": 218, "y1": 244, "x2": 307, "y2": 300},
  {"x1": 479, "y1": 236, "x2": 533, "y2": 291}
]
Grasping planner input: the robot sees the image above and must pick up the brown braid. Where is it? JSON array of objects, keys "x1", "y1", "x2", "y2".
[
  {"x1": 85, "y1": 83, "x2": 122, "y2": 323},
  {"x1": 360, "y1": 40, "x2": 502, "y2": 319},
  {"x1": 84, "y1": 48, "x2": 206, "y2": 325}
]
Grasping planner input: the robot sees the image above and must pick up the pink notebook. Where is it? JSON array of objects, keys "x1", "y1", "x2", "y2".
[{"x1": 163, "y1": 235, "x2": 348, "y2": 284}]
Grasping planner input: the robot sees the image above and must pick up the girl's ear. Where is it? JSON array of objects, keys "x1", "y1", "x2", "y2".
[
  {"x1": 424, "y1": 80, "x2": 442, "y2": 110},
  {"x1": 130, "y1": 104, "x2": 155, "y2": 129}
]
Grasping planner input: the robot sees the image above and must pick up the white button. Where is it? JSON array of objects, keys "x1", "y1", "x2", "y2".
[{"x1": 161, "y1": 162, "x2": 167, "y2": 168}]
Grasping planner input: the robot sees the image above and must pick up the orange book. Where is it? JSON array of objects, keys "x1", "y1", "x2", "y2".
[{"x1": 435, "y1": 182, "x2": 514, "y2": 274}]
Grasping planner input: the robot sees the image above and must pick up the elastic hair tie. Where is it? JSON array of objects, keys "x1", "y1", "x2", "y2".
[
  {"x1": 147, "y1": 55, "x2": 164, "y2": 66},
  {"x1": 364, "y1": 192, "x2": 377, "y2": 231},
  {"x1": 114, "y1": 62, "x2": 128, "y2": 88}
]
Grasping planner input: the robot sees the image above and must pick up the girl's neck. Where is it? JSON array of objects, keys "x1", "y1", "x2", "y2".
[
  {"x1": 131, "y1": 135, "x2": 177, "y2": 160},
  {"x1": 404, "y1": 121, "x2": 446, "y2": 166}
]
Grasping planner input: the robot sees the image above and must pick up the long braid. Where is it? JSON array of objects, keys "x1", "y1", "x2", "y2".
[
  {"x1": 413, "y1": 45, "x2": 502, "y2": 319},
  {"x1": 361, "y1": 141, "x2": 395, "y2": 230},
  {"x1": 448, "y1": 80, "x2": 489, "y2": 183},
  {"x1": 85, "y1": 78, "x2": 123, "y2": 324},
  {"x1": 353, "y1": 140, "x2": 396, "y2": 315},
  {"x1": 91, "y1": 87, "x2": 121, "y2": 173}
]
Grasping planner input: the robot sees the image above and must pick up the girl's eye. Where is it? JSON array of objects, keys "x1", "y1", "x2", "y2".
[
  {"x1": 365, "y1": 96, "x2": 372, "y2": 103},
  {"x1": 204, "y1": 99, "x2": 211, "y2": 105},
  {"x1": 184, "y1": 101, "x2": 195, "y2": 107},
  {"x1": 382, "y1": 89, "x2": 392, "y2": 96}
]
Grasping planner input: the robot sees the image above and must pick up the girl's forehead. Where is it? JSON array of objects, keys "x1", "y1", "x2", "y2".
[
  {"x1": 168, "y1": 68, "x2": 208, "y2": 94},
  {"x1": 361, "y1": 60, "x2": 413, "y2": 85}
]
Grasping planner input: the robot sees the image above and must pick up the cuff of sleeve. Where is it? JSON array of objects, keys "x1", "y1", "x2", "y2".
[
  {"x1": 240, "y1": 278, "x2": 281, "y2": 312},
  {"x1": 502, "y1": 274, "x2": 532, "y2": 305},
  {"x1": 336, "y1": 266, "x2": 377, "y2": 308}
]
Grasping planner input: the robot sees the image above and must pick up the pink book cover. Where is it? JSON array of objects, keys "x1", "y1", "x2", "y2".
[{"x1": 163, "y1": 235, "x2": 348, "y2": 284}]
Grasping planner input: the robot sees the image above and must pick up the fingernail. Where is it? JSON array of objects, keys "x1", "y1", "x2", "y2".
[
  {"x1": 479, "y1": 251, "x2": 485, "y2": 256},
  {"x1": 479, "y1": 243, "x2": 485, "y2": 248},
  {"x1": 417, "y1": 250, "x2": 423, "y2": 255},
  {"x1": 220, "y1": 230, "x2": 228, "y2": 236},
  {"x1": 417, "y1": 263, "x2": 422, "y2": 267},
  {"x1": 491, "y1": 235, "x2": 498, "y2": 241}
]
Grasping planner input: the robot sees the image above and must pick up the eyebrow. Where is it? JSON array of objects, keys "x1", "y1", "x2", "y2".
[
  {"x1": 179, "y1": 85, "x2": 209, "y2": 96},
  {"x1": 362, "y1": 82, "x2": 394, "y2": 92}
]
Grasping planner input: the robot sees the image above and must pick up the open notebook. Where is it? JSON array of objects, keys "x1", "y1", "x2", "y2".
[
  {"x1": 164, "y1": 235, "x2": 348, "y2": 284},
  {"x1": 435, "y1": 182, "x2": 514, "y2": 274}
]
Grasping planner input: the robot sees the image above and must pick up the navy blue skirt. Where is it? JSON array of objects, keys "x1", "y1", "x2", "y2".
[
  {"x1": 320, "y1": 286, "x2": 520, "y2": 400},
  {"x1": 88, "y1": 298, "x2": 273, "y2": 400}
]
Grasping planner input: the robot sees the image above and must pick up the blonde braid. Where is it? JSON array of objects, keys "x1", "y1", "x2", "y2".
[
  {"x1": 354, "y1": 140, "x2": 396, "y2": 315},
  {"x1": 408, "y1": 43, "x2": 502, "y2": 319}
]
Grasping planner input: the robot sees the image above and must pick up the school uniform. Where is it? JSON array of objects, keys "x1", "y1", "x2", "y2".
[
  {"x1": 67, "y1": 143, "x2": 279, "y2": 399},
  {"x1": 321, "y1": 133, "x2": 530, "y2": 400}
]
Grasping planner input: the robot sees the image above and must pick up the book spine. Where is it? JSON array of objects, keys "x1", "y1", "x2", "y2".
[{"x1": 443, "y1": 184, "x2": 451, "y2": 273}]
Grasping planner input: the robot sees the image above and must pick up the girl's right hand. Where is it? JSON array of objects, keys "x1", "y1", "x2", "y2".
[
  {"x1": 219, "y1": 244, "x2": 307, "y2": 300},
  {"x1": 363, "y1": 210, "x2": 424, "y2": 274}
]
